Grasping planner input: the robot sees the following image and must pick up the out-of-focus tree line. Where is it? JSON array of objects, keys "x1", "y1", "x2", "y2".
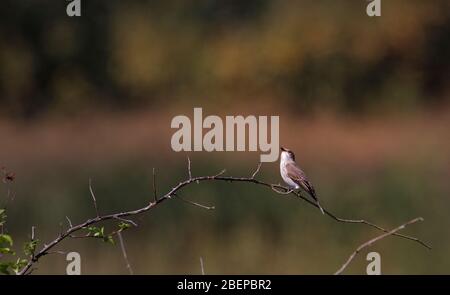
[{"x1": 0, "y1": 0, "x2": 449, "y2": 118}]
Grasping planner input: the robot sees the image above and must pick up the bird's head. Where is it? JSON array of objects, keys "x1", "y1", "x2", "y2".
[{"x1": 280, "y1": 146, "x2": 295, "y2": 161}]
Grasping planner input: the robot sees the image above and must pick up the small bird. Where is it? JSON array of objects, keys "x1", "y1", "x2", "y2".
[{"x1": 280, "y1": 147, "x2": 325, "y2": 214}]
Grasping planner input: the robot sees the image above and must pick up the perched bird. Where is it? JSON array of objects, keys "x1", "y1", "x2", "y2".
[{"x1": 280, "y1": 147, "x2": 325, "y2": 214}]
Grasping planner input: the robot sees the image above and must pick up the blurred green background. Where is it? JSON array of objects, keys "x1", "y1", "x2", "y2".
[{"x1": 0, "y1": 0, "x2": 449, "y2": 274}]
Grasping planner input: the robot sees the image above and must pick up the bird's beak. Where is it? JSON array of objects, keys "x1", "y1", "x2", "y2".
[{"x1": 280, "y1": 147, "x2": 286, "y2": 151}]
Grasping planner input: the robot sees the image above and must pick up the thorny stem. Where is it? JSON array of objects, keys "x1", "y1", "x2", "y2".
[{"x1": 17, "y1": 162, "x2": 430, "y2": 275}]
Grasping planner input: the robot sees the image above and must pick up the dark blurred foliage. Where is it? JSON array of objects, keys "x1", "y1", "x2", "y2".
[{"x1": 0, "y1": 0, "x2": 449, "y2": 118}]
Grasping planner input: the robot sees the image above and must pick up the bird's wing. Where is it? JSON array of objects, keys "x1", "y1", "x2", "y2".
[{"x1": 285, "y1": 162, "x2": 317, "y2": 201}]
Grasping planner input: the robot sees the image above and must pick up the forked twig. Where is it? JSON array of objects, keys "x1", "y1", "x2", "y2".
[{"x1": 335, "y1": 217, "x2": 424, "y2": 275}]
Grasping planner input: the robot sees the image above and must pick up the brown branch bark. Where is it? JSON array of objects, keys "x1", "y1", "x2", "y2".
[{"x1": 17, "y1": 163, "x2": 430, "y2": 275}]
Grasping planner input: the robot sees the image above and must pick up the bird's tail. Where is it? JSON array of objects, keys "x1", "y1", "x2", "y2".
[
  {"x1": 304, "y1": 182, "x2": 325, "y2": 215},
  {"x1": 309, "y1": 189, "x2": 325, "y2": 215}
]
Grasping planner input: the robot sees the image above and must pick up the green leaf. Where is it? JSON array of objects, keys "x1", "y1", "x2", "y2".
[
  {"x1": 17, "y1": 258, "x2": 28, "y2": 267},
  {"x1": 0, "y1": 262, "x2": 11, "y2": 275},
  {"x1": 10, "y1": 258, "x2": 28, "y2": 274},
  {"x1": 87, "y1": 226, "x2": 103, "y2": 237},
  {"x1": 23, "y1": 239, "x2": 39, "y2": 256},
  {"x1": 118, "y1": 222, "x2": 131, "y2": 231},
  {"x1": 0, "y1": 234, "x2": 13, "y2": 246},
  {"x1": 0, "y1": 247, "x2": 15, "y2": 255},
  {"x1": 0, "y1": 209, "x2": 6, "y2": 226},
  {"x1": 103, "y1": 235, "x2": 115, "y2": 245}
]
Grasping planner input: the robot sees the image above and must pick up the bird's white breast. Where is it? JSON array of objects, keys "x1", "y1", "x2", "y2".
[{"x1": 280, "y1": 159, "x2": 300, "y2": 189}]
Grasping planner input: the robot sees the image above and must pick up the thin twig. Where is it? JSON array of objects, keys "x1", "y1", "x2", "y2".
[
  {"x1": 273, "y1": 188, "x2": 294, "y2": 195},
  {"x1": 200, "y1": 257, "x2": 205, "y2": 275},
  {"x1": 65, "y1": 216, "x2": 73, "y2": 228},
  {"x1": 28, "y1": 225, "x2": 37, "y2": 261},
  {"x1": 31, "y1": 226, "x2": 35, "y2": 241},
  {"x1": 89, "y1": 178, "x2": 99, "y2": 217},
  {"x1": 214, "y1": 169, "x2": 226, "y2": 177},
  {"x1": 174, "y1": 193, "x2": 215, "y2": 210},
  {"x1": 187, "y1": 157, "x2": 192, "y2": 179},
  {"x1": 251, "y1": 163, "x2": 262, "y2": 179},
  {"x1": 117, "y1": 231, "x2": 134, "y2": 275},
  {"x1": 334, "y1": 217, "x2": 424, "y2": 275}
]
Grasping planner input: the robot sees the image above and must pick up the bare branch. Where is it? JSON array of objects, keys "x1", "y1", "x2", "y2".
[
  {"x1": 16, "y1": 163, "x2": 430, "y2": 275},
  {"x1": 329, "y1": 215, "x2": 431, "y2": 250},
  {"x1": 89, "y1": 178, "x2": 99, "y2": 217},
  {"x1": 117, "y1": 231, "x2": 134, "y2": 275},
  {"x1": 174, "y1": 193, "x2": 215, "y2": 210},
  {"x1": 265, "y1": 183, "x2": 431, "y2": 248},
  {"x1": 334, "y1": 217, "x2": 424, "y2": 275}
]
